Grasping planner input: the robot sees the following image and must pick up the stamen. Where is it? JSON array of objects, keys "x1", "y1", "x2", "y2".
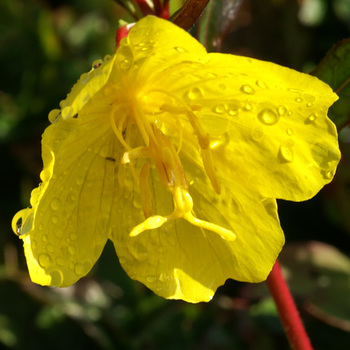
[
  {"x1": 139, "y1": 162, "x2": 153, "y2": 218},
  {"x1": 146, "y1": 89, "x2": 220, "y2": 194},
  {"x1": 110, "y1": 108, "x2": 131, "y2": 150},
  {"x1": 201, "y1": 148, "x2": 221, "y2": 194}
]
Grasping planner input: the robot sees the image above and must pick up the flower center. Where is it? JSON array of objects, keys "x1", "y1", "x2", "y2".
[{"x1": 109, "y1": 90, "x2": 236, "y2": 241}]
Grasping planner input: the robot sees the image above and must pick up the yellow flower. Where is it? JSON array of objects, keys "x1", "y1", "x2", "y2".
[{"x1": 12, "y1": 16, "x2": 340, "y2": 303}]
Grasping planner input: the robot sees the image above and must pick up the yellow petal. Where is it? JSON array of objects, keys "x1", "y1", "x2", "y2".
[
  {"x1": 119, "y1": 16, "x2": 340, "y2": 202},
  {"x1": 16, "y1": 92, "x2": 121, "y2": 286},
  {"x1": 110, "y1": 153, "x2": 284, "y2": 302}
]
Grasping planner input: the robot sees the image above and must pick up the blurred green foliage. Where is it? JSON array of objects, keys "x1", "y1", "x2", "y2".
[{"x1": 1, "y1": 0, "x2": 350, "y2": 349}]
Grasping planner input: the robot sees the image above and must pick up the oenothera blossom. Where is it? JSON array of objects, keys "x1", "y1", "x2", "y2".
[{"x1": 13, "y1": 16, "x2": 340, "y2": 302}]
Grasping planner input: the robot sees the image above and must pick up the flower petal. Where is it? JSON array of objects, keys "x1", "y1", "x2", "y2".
[
  {"x1": 16, "y1": 95, "x2": 121, "y2": 286},
  {"x1": 123, "y1": 16, "x2": 340, "y2": 202},
  {"x1": 110, "y1": 151, "x2": 284, "y2": 302}
]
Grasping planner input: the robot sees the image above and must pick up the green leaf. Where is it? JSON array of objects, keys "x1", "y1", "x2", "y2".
[
  {"x1": 279, "y1": 242, "x2": 350, "y2": 327},
  {"x1": 312, "y1": 39, "x2": 350, "y2": 128}
]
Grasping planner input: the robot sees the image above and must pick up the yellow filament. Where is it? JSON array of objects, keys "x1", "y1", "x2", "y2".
[
  {"x1": 147, "y1": 89, "x2": 220, "y2": 193},
  {"x1": 110, "y1": 108, "x2": 131, "y2": 151},
  {"x1": 201, "y1": 148, "x2": 221, "y2": 194},
  {"x1": 139, "y1": 162, "x2": 153, "y2": 218}
]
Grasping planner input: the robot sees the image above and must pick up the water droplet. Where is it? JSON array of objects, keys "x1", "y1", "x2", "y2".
[
  {"x1": 76, "y1": 178, "x2": 84, "y2": 186},
  {"x1": 83, "y1": 93, "x2": 90, "y2": 103},
  {"x1": 256, "y1": 80, "x2": 268, "y2": 89},
  {"x1": 146, "y1": 275, "x2": 157, "y2": 283},
  {"x1": 59, "y1": 100, "x2": 67, "y2": 108},
  {"x1": 134, "y1": 41, "x2": 153, "y2": 51},
  {"x1": 38, "y1": 224, "x2": 43, "y2": 230},
  {"x1": 48, "y1": 109, "x2": 61, "y2": 123},
  {"x1": 51, "y1": 216, "x2": 58, "y2": 224},
  {"x1": 186, "y1": 87, "x2": 204, "y2": 100},
  {"x1": 50, "y1": 198, "x2": 61, "y2": 211},
  {"x1": 40, "y1": 168, "x2": 51, "y2": 182},
  {"x1": 61, "y1": 106, "x2": 74, "y2": 120},
  {"x1": 104, "y1": 54, "x2": 112, "y2": 61},
  {"x1": 306, "y1": 113, "x2": 317, "y2": 124},
  {"x1": 74, "y1": 263, "x2": 84, "y2": 276},
  {"x1": 70, "y1": 233, "x2": 77, "y2": 241},
  {"x1": 278, "y1": 105, "x2": 287, "y2": 116},
  {"x1": 324, "y1": 170, "x2": 333, "y2": 179},
  {"x1": 279, "y1": 145, "x2": 294, "y2": 163},
  {"x1": 39, "y1": 253, "x2": 52, "y2": 268},
  {"x1": 80, "y1": 73, "x2": 90, "y2": 84},
  {"x1": 295, "y1": 97, "x2": 303, "y2": 103},
  {"x1": 286, "y1": 128, "x2": 293, "y2": 136},
  {"x1": 174, "y1": 46, "x2": 186, "y2": 52},
  {"x1": 159, "y1": 273, "x2": 168, "y2": 282},
  {"x1": 306, "y1": 102, "x2": 313, "y2": 107},
  {"x1": 244, "y1": 103, "x2": 252, "y2": 111},
  {"x1": 92, "y1": 59, "x2": 103, "y2": 70},
  {"x1": 46, "y1": 244, "x2": 54, "y2": 253},
  {"x1": 213, "y1": 104, "x2": 226, "y2": 114},
  {"x1": 119, "y1": 257, "x2": 127, "y2": 265},
  {"x1": 68, "y1": 245, "x2": 76, "y2": 256},
  {"x1": 218, "y1": 83, "x2": 227, "y2": 90},
  {"x1": 42, "y1": 234, "x2": 48, "y2": 242},
  {"x1": 50, "y1": 269, "x2": 63, "y2": 286},
  {"x1": 258, "y1": 108, "x2": 279, "y2": 125},
  {"x1": 56, "y1": 257, "x2": 64, "y2": 266},
  {"x1": 241, "y1": 84, "x2": 255, "y2": 94},
  {"x1": 120, "y1": 59, "x2": 131, "y2": 70},
  {"x1": 252, "y1": 126, "x2": 264, "y2": 141}
]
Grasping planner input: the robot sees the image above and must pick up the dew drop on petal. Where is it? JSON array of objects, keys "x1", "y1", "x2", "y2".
[
  {"x1": 146, "y1": 275, "x2": 157, "y2": 283},
  {"x1": 68, "y1": 245, "x2": 76, "y2": 256},
  {"x1": 42, "y1": 234, "x2": 48, "y2": 242},
  {"x1": 48, "y1": 109, "x2": 61, "y2": 123},
  {"x1": 244, "y1": 103, "x2": 252, "y2": 111},
  {"x1": 306, "y1": 113, "x2": 317, "y2": 124},
  {"x1": 50, "y1": 269, "x2": 63, "y2": 286},
  {"x1": 252, "y1": 126, "x2": 264, "y2": 141},
  {"x1": 120, "y1": 59, "x2": 131, "y2": 70},
  {"x1": 50, "y1": 198, "x2": 61, "y2": 211},
  {"x1": 256, "y1": 80, "x2": 268, "y2": 89},
  {"x1": 286, "y1": 128, "x2": 293, "y2": 136},
  {"x1": 214, "y1": 104, "x2": 226, "y2": 114},
  {"x1": 74, "y1": 261, "x2": 91, "y2": 276},
  {"x1": 218, "y1": 83, "x2": 227, "y2": 90},
  {"x1": 258, "y1": 108, "x2": 279, "y2": 125},
  {"x1": 61, "y1": 106, "x2": 74, "y2": 120},
  {"x1": 186, "y1": 87, "x2": 204, "y2": 100},
  {"x1": 174, "y1": 46, "x2": 186, "y2": 52},
  {"x1": 278, "y1": 105, "x2": 287, "y2": 116},
  {"x1": 295, "y1": 97, "x2": 303, "y2": 103},
  {"x1": 80, "y1": 73, "x2": 90, "y2": 84},
  {"x1": 134, "y1": 41, "x2": 153, "y2": 51},
  {"x1": 92, "y1": 59, "x2": 103, "y2": 69},
  {"x1": 104, "y1": 54, "x2": 112, "y2": 61},
  {"x1": 51, "y1": 215, "x2": 58, "y2": 224},
  {"x1": 39, "y1": 253, "x2": 52, "y2": 268},
  {"x1": 56, "y1": 257, "x2": 64, "y2": 266},
  {"x1": 279, "y1": 144, "x2": 294, "y2": 163},
  {"x1": 241, "y1": 84, "x2": 255, "y2": 94},
  {"x1": 76, "y1": 178, "x2": 84, "y2": 186}
]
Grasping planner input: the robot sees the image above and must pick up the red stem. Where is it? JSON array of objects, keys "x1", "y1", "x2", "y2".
[{"x1": 266, "y1": 261, "x2": 313, "y2": 350}]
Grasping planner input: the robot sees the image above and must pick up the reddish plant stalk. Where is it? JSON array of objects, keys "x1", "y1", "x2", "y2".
[{"x1": 266, "y1": 261, "x2": 313, "y2": 350}]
